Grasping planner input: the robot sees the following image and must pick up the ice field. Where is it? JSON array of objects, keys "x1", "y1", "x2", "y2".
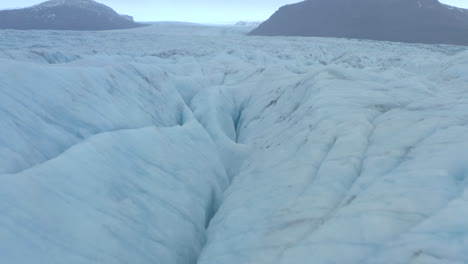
[{"x1": 1, "y1": 23, "x2": 468, "y2": 264}]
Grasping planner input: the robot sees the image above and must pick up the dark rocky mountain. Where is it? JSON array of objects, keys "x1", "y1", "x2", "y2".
[
  {"x1": 0, "y1": 0, "x2": 146, "y2": 30},
  {"x1": 250, "y1": 0, "x2": 468, "y2": 45}
]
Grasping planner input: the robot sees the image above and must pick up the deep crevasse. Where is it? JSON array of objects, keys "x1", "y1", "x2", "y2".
[
  {"x1": 0, "y1": 26, "x2": 254, "y2": 264},
  {"x1": 1, "y1": 24, "x2": 468, "y2": 264}
]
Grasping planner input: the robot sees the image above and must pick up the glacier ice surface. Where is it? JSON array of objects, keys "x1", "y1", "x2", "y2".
[{"x1": 1, "y1": 23, "x2": 468, "y2": 264}]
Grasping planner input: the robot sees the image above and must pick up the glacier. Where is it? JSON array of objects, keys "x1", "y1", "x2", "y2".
[{"x1": 1, "y1": 23, "x2": 468, "y2": 264}]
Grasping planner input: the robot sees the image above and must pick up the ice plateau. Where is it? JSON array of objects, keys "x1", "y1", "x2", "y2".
[{"x1": 1, "y1": 23, "x2": 468, "y2": 264}]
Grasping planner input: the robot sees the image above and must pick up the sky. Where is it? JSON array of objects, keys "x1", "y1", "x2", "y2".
[{"x1": 1, "y1": 0, "x2": 468, "y2": 23}]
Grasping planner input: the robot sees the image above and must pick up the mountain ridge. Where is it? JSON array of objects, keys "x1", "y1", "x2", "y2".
[
  {"x1": 250, "y1": 0, "x2": 468, "y2": 46},
  {"x1": 0, "y1": 0, "x2": 145, "y2": 30}
]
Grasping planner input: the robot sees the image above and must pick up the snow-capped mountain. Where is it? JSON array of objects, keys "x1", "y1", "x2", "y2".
[
  {"x1": 0, "y1": 0, "x2": 145, "y2": 30},
  {"x1": 250, "y1": 0, "x2": 468, "y2": 46},
  {"x1": 234, "y1": 21, "x2": 262, "y2": 27},
  {"x1": 1, "y1": 23, "x2": 468, "y2": 264}
]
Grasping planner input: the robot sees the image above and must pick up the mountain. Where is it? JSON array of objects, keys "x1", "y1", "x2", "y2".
[
  {"x1": 234, "y1": 21, "x2": 262, "y2": 27},
  {"x1": 250, "y1": 0, "x2": 468, "y2": 46},
  {"x1": 0, "y1": 0, "x2": 146, "y2": 30}
]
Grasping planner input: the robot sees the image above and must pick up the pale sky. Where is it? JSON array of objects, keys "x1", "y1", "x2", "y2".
[{"x1": 1, "y1": 0, "x2": 467, "y2": 23}]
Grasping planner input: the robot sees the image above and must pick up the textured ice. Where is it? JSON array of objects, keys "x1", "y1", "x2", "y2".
[{"x1": 1, "y1": 23, "x2": 468, "y2": 264}]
